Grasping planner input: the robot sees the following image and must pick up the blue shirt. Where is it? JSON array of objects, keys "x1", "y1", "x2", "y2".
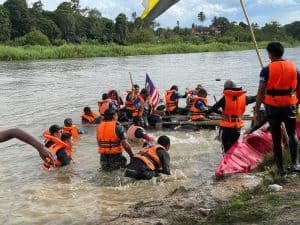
[{"x1": 194, "y1": 99, "x2": 206, "y2": 112}]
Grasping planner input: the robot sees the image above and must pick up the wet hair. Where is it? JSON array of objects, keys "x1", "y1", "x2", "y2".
[
  {"x1": 64, "y1": 118, "x2": 73, "y2": 127},
  {"x1": 198, "y1": 88, "x2": 208, "y2": 98},
  {"x1": 266, "y1": 42, "x2": 284, "y2": 58},
  {"x1": 49, "y1": 124, "x2": 62, "y2": 135},
  {"x1": 61, "y1": 132, "x2": 72, "y2": 141},
  {"x1": 102, "y1": 93, "x2": 109, "y2": 100},
  {"x1": 133, "y1": 84, "x2": 140, "y2": 89},
  {"x1": 104, "y1": 108, "x2": 117, "y2": 120},
  {"x1": 157, "y1": 135, "x2": 170, "y2": 148},
  {"x1": 170, "y1": 85, "x2": 178, "y2": 91},
  {"x1": 83, "y1": 106, "x2": 92, "y2": 114}
]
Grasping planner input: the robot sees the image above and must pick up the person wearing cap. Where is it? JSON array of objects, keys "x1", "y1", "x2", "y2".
[
  {"x1": 132, "y1": 88, "x2": 151, "y2": 128},
  {"x1": 81, "y1": 106, "x2": 101, "y2": 124},
  {"x1": 206, "y1": 80, "x2": 256, "y2": 153},
  {"x1": 96, "y1": 108, "x2": 134, "y2": 170},
  {"x1": 43, "y1": 132, "x2": 73, "y2": 169},
  {"x1": 254, "y1": 42, "x2": 300, "y2": 176},
  {"x1": 124, "y1": 135, "x2": 171, "y2": 180},
  {"x1": 63, "y1": 118, "x2": 82, "y2": 139},
  {"x1": 43, "y1": 124, "x2": 63, "y2": 148},
  {"x1": 165, "y1": 85, "x2": 189, "y2": 115},
  {"x1": 0, "y1": 128, "x2": 56, "y2": 165}
]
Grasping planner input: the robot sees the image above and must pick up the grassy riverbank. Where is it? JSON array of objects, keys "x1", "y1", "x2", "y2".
[{"x1": 0, "y1": 41, "x2": 299, "y2": 61}]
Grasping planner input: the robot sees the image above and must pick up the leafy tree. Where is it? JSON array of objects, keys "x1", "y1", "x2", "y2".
[
  {"x1": 198, "y1": 11, "x2": 206, "y2": 26},
  {"x1": 0, "y1": 5, "x2": 11, "y2": 42},
  {"x1": 4, "y1": 0, "x2": 31, "y2": 38},
  {"x1": 114, "y1": 13, "x2": 128, "y2": 45},
  {"x1": 261, "y1": 21, "x2": 286, "y2": 41},
  {"x1": 22, "y1": 29, "x2": 50, "y2": 45},
  {"x1": 211, "y1": 16, "x2": 231, "y2": 35},
  {"x1": 284, "y1": 21, "x2": 300, "y2": 40},
  {"x1": 128, "y1": 28, "x2": 155, "y2": 44}
]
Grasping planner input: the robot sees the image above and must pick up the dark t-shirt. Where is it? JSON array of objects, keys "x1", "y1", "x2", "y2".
[{"x1": 56, "y1": 148, "x2": 71, "y2": 166}]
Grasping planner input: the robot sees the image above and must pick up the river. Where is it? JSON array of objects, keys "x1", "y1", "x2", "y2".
[{"x1": 0, "y1": 48, "x2": 299, "y2": 224}]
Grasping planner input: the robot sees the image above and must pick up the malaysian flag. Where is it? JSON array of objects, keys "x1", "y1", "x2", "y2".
[{"x1": 145, "y1": 73, "x2": 160, "y2": 109}]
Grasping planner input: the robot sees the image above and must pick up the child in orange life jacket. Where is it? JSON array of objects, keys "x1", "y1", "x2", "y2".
[
  {"x1": 81, "y1": 106, "x2": 101, "y2": 124},
  {"x1": 43, "y1": 132, "x2": 73, "y2": 170},
  {"x1": 206, "y1": 80, "x2": 256, "y2": 153},
  {"x1": 43, "y1": 124, "x2": 63, "y2": 148},
  {"x1": 63, "y1": 118, "x2": 84, "y2": 140},
  {"x1": 190, "y1": 87, "x2": 208, "y2": 121},
  {"x1": 124, "y1": 135, "x2": 171, "y2": 180}
]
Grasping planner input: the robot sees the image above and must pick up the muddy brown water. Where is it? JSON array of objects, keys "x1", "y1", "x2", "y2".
[{"x1": 0, "y1": 48, "x2": 299, "y2": 224}]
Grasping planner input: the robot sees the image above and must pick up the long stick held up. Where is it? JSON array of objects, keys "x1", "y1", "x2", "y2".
[{"x1": 240, "y1": 0, "x2": 263, "y2": 68}]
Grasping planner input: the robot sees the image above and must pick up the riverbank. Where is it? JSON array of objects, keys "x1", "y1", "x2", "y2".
[
  {"x1": 104, "y1": 172, "x2": 300, "y2": 225},
  {"x1": 0, "y1": 41, "x2": 299, "y2": 61}
]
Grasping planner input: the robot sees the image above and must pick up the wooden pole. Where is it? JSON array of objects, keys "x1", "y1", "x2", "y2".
[{"x1": 239, "y1": 0, "x2": 263, "y2": 69}]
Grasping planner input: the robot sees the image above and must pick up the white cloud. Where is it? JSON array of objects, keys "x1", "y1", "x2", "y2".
[{"x1": 256, "y1": 0, "x2": 297, "y2": 5}]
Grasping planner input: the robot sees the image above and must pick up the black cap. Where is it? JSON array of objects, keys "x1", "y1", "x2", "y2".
[
  {"x1": 49, "y1": 124, "x2": 62, "y2": 134},
  {"x1": 104, "y1": 108, "x2": 117, "y2": 120}
]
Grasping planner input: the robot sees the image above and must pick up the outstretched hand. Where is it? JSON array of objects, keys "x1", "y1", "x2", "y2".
[{"x1": 38, "y1": 146, "x2": 56, "y2": 166}]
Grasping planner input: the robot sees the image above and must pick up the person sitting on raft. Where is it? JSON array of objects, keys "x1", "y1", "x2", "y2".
[
  {"x1": 186, "y1": 84, "x2": 203, "y2": 109},
  {"x1": 124, "y1": 135, "x2": 171, "y2": 180},
  {"x1": 125, "y1": 84, "x2": 140, "y2": 119},
  {"x1": 63, "y1": 118, "x2": 84, "y2": 140},
  {"x1": 132, "y1": 88, "x2": 151, "y2": 128},
  {"x1": 165, "y1": 85, "x2": 189, "y2": 115},
  {"x1": 108, "y1": 89, "x2": 124, "y2": 109},
  {"x1": 206, "y1": 80, "x2": 256, "y2": 153},
  {"x1": 43, "y1": 132, "x2": 73, "y2": 170},
  {"x1": 81, "y1": 106, "x2": 100, "y2": 124},
  {"x1": 96, "y1": 108, "x2": 134, "y2": 171},
  {"x1": 127, "y1": 117, "x2": 155, "y2": 147},
  {"x1": 98, "y1": 93, "x2": 117, "y2": 120},
  {"x1": 43, "y1": 124, "x2": 63, "y2": 148},
  {"x1": 190, "y1": 87, "x2": 208, "y2": 121}
]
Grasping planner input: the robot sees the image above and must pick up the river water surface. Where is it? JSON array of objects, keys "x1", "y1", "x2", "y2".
[{"x1": 0, "y1": 48, "x2": 299, "y2": 224}]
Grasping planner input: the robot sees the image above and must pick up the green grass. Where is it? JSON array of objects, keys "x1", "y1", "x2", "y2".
[{"x1": 0, "y1": 41, "x2": 299, "y2": 61}]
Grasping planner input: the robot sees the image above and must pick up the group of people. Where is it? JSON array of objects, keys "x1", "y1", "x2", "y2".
[{"x1": 1, "y1": 41, "x2": 299, "y2": 178}]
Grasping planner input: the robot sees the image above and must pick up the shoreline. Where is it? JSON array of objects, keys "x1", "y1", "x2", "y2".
[{"x1": 0, "y1": 41, "x2": 299, "y2": 61}]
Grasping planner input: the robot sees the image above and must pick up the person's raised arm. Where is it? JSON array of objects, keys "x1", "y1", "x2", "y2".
[{"x1": 0, "y1": 128, "x2": 56, "y2": 164}]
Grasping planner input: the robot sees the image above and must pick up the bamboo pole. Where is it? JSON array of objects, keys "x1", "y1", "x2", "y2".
[{"x1": 239, "y1": 0, "x2": 263, "y2": 68}]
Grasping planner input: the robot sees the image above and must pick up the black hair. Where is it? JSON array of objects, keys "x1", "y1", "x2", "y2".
[
  {"x1": 266, "y1": 42, "x2": 284, "y2": 58},
  {"x1": 198, "y1": 88, "x2": 208, "y2": 98},
  {"x1": 140, "y1": 88, "x2": 150, "y2": 97},
  {"x1": 170, "y1": 85, "x2": 178, "y2": 91},
  {"x1": 157, "y1": 135, "x2": 170, "y2": 148},
  {"x1": 133, "y1": 84, "x2": 140, "y2": 89},
  {"x1": 61, "y1": 132, "x2": 72, "y2": 141},
  {"x1": 64, "y1": 118, "x2": 73, "y2": 126},
  {"x1": 102, "y1": 93, "x2": 109, "y2": 100},
  {"x1": 84, "y1": 106, "x2": 91, "y2": 113},
  {"x1": 104, "y1": 108, "x2": 117, "y2": 120}
]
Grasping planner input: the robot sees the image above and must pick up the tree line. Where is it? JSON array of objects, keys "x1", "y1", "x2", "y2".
[{"x1": 0, "y1": 0, "x2": 299, "y2": 46}]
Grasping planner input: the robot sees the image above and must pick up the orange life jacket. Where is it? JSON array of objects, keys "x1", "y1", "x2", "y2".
[
  {"x1": 165, "y1": 90, "x2": 178, "y2": 112},
  {"x1": 43, "y1": 131, "x2": 64, "y2": 148},
  {"x1": 134, "y1": 144, "x2": 165, "y2": 170},
  {"x1": 98, "y1": 99, "x2": 111, "y2": 117},
  {"x1": 43, "y1": 141, "x2": 72, "y2": 168},
  {"x1": 190, "y1": 97, "x2": 208, "y2": 121},
  {"x1": 264, "y1": 60, "x2": 297, "y2": 107},
  {"x1": 97, "y1": 121, "x2": 122, "y2": 154},
  {"x1": 63, "y1": 125, "x2": 79, "y2": 139},
  {"x1": 125, "y1": 90, "x2": 135, "y2": 113},
  {"x1": 132, "y1": 94, "x2": 145, "y2": 117},
  {"x1": 127, "y1": 125, "x2": 145, "y2": 142},
  {"x1": 219, "y1": 90, "x2": 246, "y2": 128},
  {"x1": 81, "y1": 112, "x2": 98, "y2": 123},
  {"x1": 186, "y1": 90, "x2": 197, "y2": 109}
]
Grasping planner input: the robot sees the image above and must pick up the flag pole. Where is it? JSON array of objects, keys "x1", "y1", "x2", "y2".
[{"x1": 239, "y1": 0, "x2": 263, "y2": 69}]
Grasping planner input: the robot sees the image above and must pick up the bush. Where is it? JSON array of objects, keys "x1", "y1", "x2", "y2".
[
  {"x1": 217, "y1": 36, "x2": 235, "y2": 44},
  {"x1": 51, "y1": 39, "x2": 67, "y2": 46},
  {"x1": 22, "y1": 30, "x2": 51, "y2": 46},
  {"x1": 128, "y1": 29, "x2": 155, "y2": 44}
]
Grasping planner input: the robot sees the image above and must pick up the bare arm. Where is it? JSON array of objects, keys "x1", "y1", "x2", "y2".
[
  {"x1": 254, "y1": 82, "x2": 266, "y2": 125},
  {"x1": 0, "y1": 128, "x2": 56, "y2": 164},
  {"x1": 121, "y1": 139, "x2": 134, "y2": 158}
]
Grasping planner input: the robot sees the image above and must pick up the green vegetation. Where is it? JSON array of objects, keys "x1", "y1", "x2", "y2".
[{"x1": 0, "y1": 0, "x2": 300, "y2": 60}]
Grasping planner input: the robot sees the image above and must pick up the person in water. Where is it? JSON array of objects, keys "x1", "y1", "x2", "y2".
[
  {"x1": 124, "y1": 135, "x2": 171, "y2": 180},
  {"x1": 165, "y1": 85, "x2": 189, "y2": 115},
  {"x1": 254, "y1": 42, "x2": 300, "y2": 176},
  {"x1": 125, "y1": 84, "x2": 140, "y2": 119},
  {"x1": 81, "y1": 106, "x2": 101, "y2": 124},
  {"x1": 206, "y1": 80, "x2": 256, "y2": 153},
  {"x1": 63, "y1": 118, "x2": 81, "y2": 139},
  {"x1": 43, "y1": 132, "x2": 73, "y2": 169},
  {"x1": 43, "y1": 124, "x2": 63, "y2": 148},
  {"x1": 0, "y1": 128, "x2": 55, "y2": 164},
  {"x1": 96, "y1": 108, "x2": 134, "y2": 170},
  {"x1": 98, "y1": 93, "x2": 117, "y2": 120},
  {"x1": 126, "y1": 117, "x2": 155, "y2": 147}
]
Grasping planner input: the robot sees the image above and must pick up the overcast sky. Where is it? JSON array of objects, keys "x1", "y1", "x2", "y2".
[{"x1": 1, "y1": 0, "x2": 299, "y2": 28}]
